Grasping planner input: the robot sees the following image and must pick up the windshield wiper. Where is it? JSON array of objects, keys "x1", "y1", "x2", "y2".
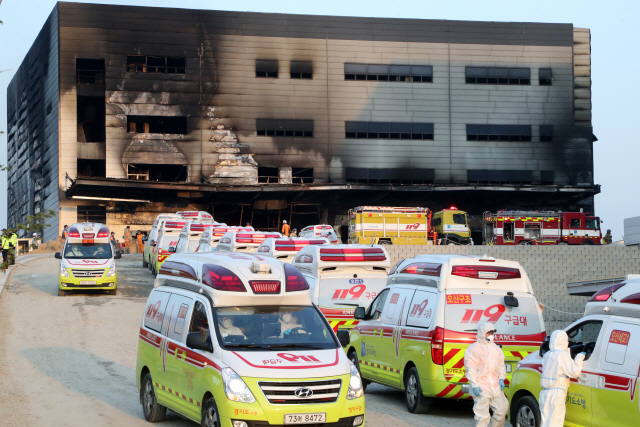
[
  {"x1": 223, "y1": 344, "x2": 267, "y2": 349},
  {"x1": 265, "y1": 344, "x2": 324, "y2": 349}
]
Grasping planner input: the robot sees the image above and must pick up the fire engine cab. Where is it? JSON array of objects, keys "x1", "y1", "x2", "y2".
[{"x1": 483, "y1": 210, "x2": 602, "y2": 245}]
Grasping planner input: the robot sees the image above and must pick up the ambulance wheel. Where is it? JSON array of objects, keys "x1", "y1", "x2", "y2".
[
  {"x1": 109, "y1": 289, "x2": 117, "y2": 296},
  {"x1": 201, "y1": 396, "x2": 220, "y2": 427},
  {"x1": 58, "y1": 290, "x2": 65, "y2": 297},
  {"x1": 404, "y1": 367, "x2": 430, "y2": 414},
  {"x1": 141, "y1": 373, "x2": 167, "y2": 422},
  {"x1": 512, "y1": 395, "x2": 540, "y2": 427},
  {"x1": 143, "y1": 258, "x2": 148, "y2": 268},
  {"x1": 347, "y1": 350, "x2": 368, "y2": 392}
]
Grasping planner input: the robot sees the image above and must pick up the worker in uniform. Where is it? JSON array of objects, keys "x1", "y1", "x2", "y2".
[
  {"x1": 290, "y1": 228, "x2": 298, "y2": 237},
  {"x1": 539, "y1": 330, "x2": 586, "y2": 427},
  {"x1": 603, "y1": 229, "x2": 612, "y2": 244},
  {"x1": 136, "y1": 231, "x2": 144, "y2": 254},
  {"x1": 123, "y1": 226, "x2": 132, "y2": 254},
  {"x1": 464, "y1": 322, "x2": 508, "y2": 427},
  {"x1": 1, "y1": 229, "x2": 9, "y2": 264},
  {"x1": 281, "y1": 220, "x2": 290, "y2": 237},
  {"x1": 61, "y1": 225, "x2": 68, "y2": 240},
  {"x1": 9, "y1": 231, "x2": 18, "y2": 265}
]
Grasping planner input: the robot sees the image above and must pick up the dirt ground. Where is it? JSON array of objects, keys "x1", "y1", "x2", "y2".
[{"x1": 0, "y1": 255, "x2": 476, "y2": 427}]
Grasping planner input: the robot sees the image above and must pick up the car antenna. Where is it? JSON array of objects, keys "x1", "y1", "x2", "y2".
[{"x1": 371, "y1": 232, "x2": 376, "y2": 247}]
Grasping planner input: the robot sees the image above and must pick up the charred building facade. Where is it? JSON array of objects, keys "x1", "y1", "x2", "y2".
[{"x1": 6, "y1": 2, "x2": 599, "y2": 241}]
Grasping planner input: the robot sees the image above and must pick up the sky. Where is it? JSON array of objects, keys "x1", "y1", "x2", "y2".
[{"x1": 1, "y1": 0, "x2": 638, "y2": 240}]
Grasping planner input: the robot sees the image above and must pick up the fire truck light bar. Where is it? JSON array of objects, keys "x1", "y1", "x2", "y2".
[{"x1": 319, "y1": 247, "x2": 386, "y2": 262}]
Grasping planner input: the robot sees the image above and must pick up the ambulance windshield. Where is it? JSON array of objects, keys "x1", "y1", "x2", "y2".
[
  {"x1": 212, "y1": 305, "x2": 338, "y2": 351},
  {"x1": 64, "y1": 243, "x2": 112, "y2": 259}
]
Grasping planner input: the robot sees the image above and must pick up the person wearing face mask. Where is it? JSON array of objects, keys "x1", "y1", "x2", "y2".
[
  {"x1": 464, "y1": 323, "x2": 508, "y2": 427},
  {"x1": 539, "y1": 330, "x2": 586, "y2": 427},
  {"x1": 218, "y1": 316, "x2": 245, "y2": 339},
  {"x1": 278, "y1": 312, "x2": 304, "y2": 336}
]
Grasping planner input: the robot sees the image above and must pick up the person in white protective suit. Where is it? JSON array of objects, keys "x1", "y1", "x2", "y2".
[
  {"x1": 539, "y1": 330, "x2": 586, "y2": 427},
  {"x1": 464, "y1": 323, "x2": 508, "y2": 427}
]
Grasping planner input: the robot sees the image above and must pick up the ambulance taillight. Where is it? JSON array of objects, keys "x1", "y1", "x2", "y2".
[
  {"x1": 451, "y1": 265, "x2": 521, "y2": 280},
  {"x1": 97, "y1": 227, "x2": 109, "y2": 238},
  {"x1": 319, "y1": 247, "x2": 386, "y2": 262},
  {"x1": 431, "y1": 326, "x2": 444, "y2": 365},
  {"x1": 284, "y1": 264, "x2": 309, "y2": 292},
  {"x1": 68, "y1": 227, "x2": 81, "y2": 238},
  {"x1": 400, "y1": 262, "x2": 441, "y2": 276},
  {"x1": 588, "y1": 283, "x2": 626, "y2": 302},
  {"x1": 621, "y1": 292, "x2": 640, "y2": 305},
  {"x1": 250, "y1": 281, "x2": 281, "y2": 294},
  {"x1": 202, "y1": 264, "x2": 246, "y2": 292}
]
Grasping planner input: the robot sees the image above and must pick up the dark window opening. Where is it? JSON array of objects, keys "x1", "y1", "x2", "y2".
[
  {"x1": 77, "y1": 96, "x2": 106, "y2": 143},
  {"x1": 466, "y1": 125, "x2": 531, "y2": 142},
  {"x1": 344, "y1": 63, "x2": 432, "y2": 83},
  {"x1": 256, "y1": 119, "x2": 313, "y2": 138},
  {"x1": 452, "y1": 214, "x2": 467, "y2": 225},
  {"x1": 467, "y1": 170, "x2": 533, "y2": 185},
  {"x1": 292, "y1": 168, "x2": 314, "y2": 184},
  {"x1": 76, "y1": 58, "x2": 105, "y2": 84},
  {"x1": 77, "y1": 159, "x2": 106, "y2": 178},
  {"x1": 77, "y1": 205, "x2": 107, "y2": 223},
  {"x1": 345, "y1": 168, "x2": 434, "y2": 185},
  {"x1": 541, "y1": 170, "x2": 555, "y2": 185},
  {"x1": 345, "y1": 121, "x2": 434, "y2": 140},
  {"x1": 539, "y1": 68, "x2": 553, "y2": 86},
  {"x1": 540, "y1": 125, "x2": 553, "y2": 142},
  {"x1": 127, "y1": 115, "x2": 188, "y2": 134},
  {"x1": 127, "y1": 164, "x2": 187, "y2": 182},
  {"x1": 570, "y1": 218, "x2": 581, "y2": 228},
  {"x1": 466, "y1": 67, "x2": 530, "y2": 85},
  {"x1": 256, "y1": 60, "x2": 278, "y2": 78},
  {"x1": 258, "y1": 167, "x2": 280, "y2": 184},
  {"x1": 290, "y1": 61, "x2": 313, "y2": 79},
  {"x1": 126, "y1": 55, "x2": 185, "y2": 74}
]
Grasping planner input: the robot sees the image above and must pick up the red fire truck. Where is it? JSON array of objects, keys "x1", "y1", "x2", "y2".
[{"x1": 483, "y1": 210, "x2": 602, "y2": 245}]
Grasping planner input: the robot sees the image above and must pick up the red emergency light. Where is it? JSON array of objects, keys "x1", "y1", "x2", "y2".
[
  {"x1": 250, "y1": 281, "x2": 281, "y2": 294},
  {"x1": 165, "y1": 221, "x2": 187, "y2": 229},
  {"x1": 451, "y1": 265, "x2": 521, "y2": 280},
  {"x1": 621, "y1": 292, "x2": 640, "y2": 305},
  {"x1": 319, "y1": 247, "x2": 386, "y2": 262},
  {"x1": 275, "y1": 239, "x2": 326, "y2": 252},
  {"x1": 68, "y1": 227, "x2": 81, "y2": 238},
  {"x1": 190, "y1": 223, "x2": 214, "y2": 233},
  {"x1": 400, "y1": 262, "x2": 442, "y2": 277},
  {"x1": 82, "y1": 233, "x2": 95, "y2": 239},
  {"x1": 284, "y1": 264, "x2": 309, "y2": 291},
  {"x1": 96, "y1": 226, "x2": 109, "y2": 238},
  {"x1": 589, "y1": 283, "x2": 626, "y2": 302},
  {"x1": 236, "y1": 233, "x2": 279, "y2": 244},
  {"x1": 202, "y1": 264, "x2": 246, "y2": 292}
]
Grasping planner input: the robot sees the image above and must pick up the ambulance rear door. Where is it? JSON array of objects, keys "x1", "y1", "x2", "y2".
[{"x1": 442, "y1": 290, "x2": 545, "y2": 385}]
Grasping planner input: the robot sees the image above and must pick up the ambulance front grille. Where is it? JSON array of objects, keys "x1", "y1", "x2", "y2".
[
  {"x1": 258, "y1": 379, "x2": 342, "y2": 405},
  {"x1": 71, "y1": 269, "x2": 105, "y2": 278}
]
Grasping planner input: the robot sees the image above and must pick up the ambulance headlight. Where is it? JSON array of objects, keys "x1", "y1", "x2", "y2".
[
  {"x1": 347, "y1": 362, "x2": 364, "y2": 399},
  {"x1": 60, "y1": 264, "x2": 70, "y2": 277},
  {"x1": 221, "y1": 368, "x2": 256, "y2": 403},
  {"x1": 106, "y1": 264, "x2": 116, "y2": 277}
]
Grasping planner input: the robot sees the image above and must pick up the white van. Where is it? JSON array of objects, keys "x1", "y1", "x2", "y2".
[
  {"x1": 152, "y1": 219, "x2": 189, "y2": 275},
  {"x1": 177, "y1": 210, "x2": 215, "y2": 223},
  {"x1": 257, "y1": 237, "x2": 329, "y2": 263},
  {"x1": 508, "y1": 277, "x2": 640, "y2": 427},
  {"x1": 299, "y1": 225, "x2": 339, "y2": 244},
  {"x1": 143, "y1": 214, "x2": 183, "y2": 268},
  {"x1": 136, "y1": 252, "x2": 365, "y2": 426},
  {"x1": 291, "y1": 244, "x2": 391, "y2": 331},
  {"x1": 196, "y1": 226, "x2": 255, "y2": 252},
  {"x1": 346, "y1": 254, "x2": 546, "y2": 413},
  {"x1": 216, "y1": 231, "x2": 282, "y2": 253},
  {"x1": 56, "y1": 222, "x2": 121, "y2": 296},
  {"x1": 174, "y1": 222, "x2": 224, "y2": 254}
]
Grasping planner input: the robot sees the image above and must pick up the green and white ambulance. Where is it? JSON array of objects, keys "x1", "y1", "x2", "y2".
[{"x1": 136, "y1": 251, "x2": 365, "y2": 426}]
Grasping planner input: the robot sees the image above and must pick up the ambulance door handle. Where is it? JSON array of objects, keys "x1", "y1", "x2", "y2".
[
  {"x1": 596, "y1": 376, "x2": 605, "y2": 389},
  {"x1": 578, "y1": 374, "x2": 589, "y2": 385}
]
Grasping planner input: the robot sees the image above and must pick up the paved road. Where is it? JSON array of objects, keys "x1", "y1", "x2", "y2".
[{"x1": 0, "y1": 255, "x2": 477, "y2": 427}]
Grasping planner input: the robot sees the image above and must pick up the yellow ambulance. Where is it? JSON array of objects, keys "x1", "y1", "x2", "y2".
[
  {"x1": 432, "y1": 207, "x2": 471, "y2": 245},
  {"x1": 56, "y1": 222, "x2": 120, "y2": 296},
  {"x1": 508, "y1": 278, "x2": 640, "y2": 427},
  {"x1": 136, "y1": 252, "x2": 365, "y2": 426},
  {"x1": 346, "y1": 254, "x2": 545, "y2": 413},
  {"x1": 348, "y1": 206, "x2": 437, "y2": 245}
]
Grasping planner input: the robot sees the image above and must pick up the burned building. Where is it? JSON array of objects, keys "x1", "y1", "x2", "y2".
[{"x1": 6, "y1": 2, "x2": 599, "y2": 241}]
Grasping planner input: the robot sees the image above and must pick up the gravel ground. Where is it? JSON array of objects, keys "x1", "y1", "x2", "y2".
[{"x1": 0, "y1": 254, "x2": 478, "y2": 427}]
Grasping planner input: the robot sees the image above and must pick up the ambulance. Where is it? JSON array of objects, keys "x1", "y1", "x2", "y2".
[
  {"x1": 174, "y1": 222, "x2": 221, "y2": 254},
  {"x1": 508, "y1": 277, "x2": 640, "y2": 427},
  {"x1": 177, "y1": 210, "x2": 215, "y2": 223},
  {"x1": 291, "y1": 244, "x2": 391, "y2": 331},
  {"x1": 299, "y1": 225, "x2": 340, "y2": 244},
  {"x1": 257, "y1": 237, "x2": 329, "y2": 263},
  {"x1": 216, "y1": 231, "x2": 282, "y2": 253},
  {"x1": 346, "y1": 254, "x2": 546, "y2": 413},
  {"x1": 348, "y1": 206, "x2": 437, "y2": 245},
  {"x1": 136, "y1": 252, "x2": 365, "y2": 426},
  {"x1": 152, "y1": 219, "x2": 189, "y2": 275},
  {"x1": 56, "y1": 222, "x2": 121, "y2": 296},
  {"x1": 196, "y1": 226, "x2": 255, "y2": 252},
  {"x1": 432, "y1": 207, "x2": 471, "y2": 245},
  {"x1": 144, "y1": 214, "x2": 183, "y2": 268}
]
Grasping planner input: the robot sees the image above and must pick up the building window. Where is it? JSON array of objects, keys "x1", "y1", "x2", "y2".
[
  {"x1": 76, "y1": 58, "x2": 105, "y2": 84},
  {"x1": 346, "y1": 168, "x2": 434, "y2": 185},
  {"x1": 256, "y1": 119, "x2": 313, "y2": 137},
  {"x1": 466, "y1": 125, "x2": 532, "y2": 141},
  {"x1": 540, "y1": 170, "x2": 555, "y2": 185},
  {"x1": 345, "y1": 122, "x2": 434, "y2": 140},
  {"x1": 539, "y1": 68, "x2": 552, "y2": 85},
  {"x1": 126, "y1": 55, "x2": 186, "y2": 74},
  {"x1": 77, "y1": 206, "x2": 107, "y2": 223},
  {"x1": 256, "y1": 60, "x2": 278, "y2": 78},
  {"x1": 290, "y1": 61, "x2": 312, "y2": 79},
  {"x1": 465, "y1": 67, "x2": 530, "y2": 85},
  {"x1": 540, "y1": 125, "x2": 553, "y2": 142},
  {"x1": 127, "y1": 115, "x2": 188, "y2": 134},
  {"x1": 344, "y1": 64, "x2": 432, "y2": 82}
]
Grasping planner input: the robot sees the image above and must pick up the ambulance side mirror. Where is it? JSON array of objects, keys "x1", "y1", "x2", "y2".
[
  {"x1": 354, "y1": 307, "x2": 366, "y2": 320},
  {"x1": 114, "y1": 252, "x2": 122, "y2": 259},
  {"x1": 336, "y1": 330, "x2": 350, "y2": 347},
  {"x1": 187, "y1": 332, "x2": 212, "y2": 352},
  {"x1": 55, "y1": 252, "x2": 61, "y2": 259},
  {"x1": 151, "y1": 240, "x2": 156, "y2": 247},
  {"x1": 169, "y1": 247, "x2": 176, "y2": 253}
]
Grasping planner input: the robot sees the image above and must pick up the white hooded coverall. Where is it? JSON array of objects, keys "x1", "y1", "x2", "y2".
[
  {"x1": 539, "y1": 330, "x2": 585, "y2": 427},
  {"x1": 464, "y1": 323, "x2": 508, "y2": 427}
]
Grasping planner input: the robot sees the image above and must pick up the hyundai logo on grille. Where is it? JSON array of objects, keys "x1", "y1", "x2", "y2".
[{"x1": 294, "y1": 388, "x2": 313, "y2": 398}]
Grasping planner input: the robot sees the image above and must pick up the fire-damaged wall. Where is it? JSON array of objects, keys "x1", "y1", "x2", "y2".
[{"x1": 6, "y1": 8, "x2": 59, "y2": 240}]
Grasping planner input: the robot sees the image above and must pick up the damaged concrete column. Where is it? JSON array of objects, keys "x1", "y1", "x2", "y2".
[{"x1": 207, "y1": 125, "x2": 258, "y2": 185}]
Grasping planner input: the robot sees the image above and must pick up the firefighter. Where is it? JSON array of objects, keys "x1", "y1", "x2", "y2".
[
  {"x1": 1, "y1": 229, "x2": 9, "y2": 264},
  {"x1": 9, "y1": 231, "x2": 18, "y2": 265},
  {"x1": 282, "y1": 220, "x2": 291, "y2": 237},
  {"x1": 603, "y1": 229, "x2": 612, "y2": 244}
]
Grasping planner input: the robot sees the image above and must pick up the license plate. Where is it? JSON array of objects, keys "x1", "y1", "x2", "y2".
[
  {"x1": 284, "y1": 413, "x2": 326, "y2": 425},
  {"x1": 79, "y1": 281, "x2": 96, "y2": 285},
  {"x1": 506, "y1": 364, "x2": 512, "y2": 373}
]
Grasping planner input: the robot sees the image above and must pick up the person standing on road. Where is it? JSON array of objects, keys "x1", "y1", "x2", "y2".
[
  {"x1": 464, "y1": 322, "x2": 508, "y2": 427},
  {"x1": 8, "y1": 231, "x2": 18, "y2": 265},
  {"x1": 603, "y1": 229, "x2": 612, "y2": 245},
  {"x1": 136, "y1": 231, "x2": 144, "y2": 254},
  {"x1": 539, "y1": 330, "x2": 586, "y2": 427},
  {"x1": 61, "y1": 225, "x2": 68, "y2": 240},
  {"x1": 282, "y1": 220, "x2": 290, "y2": 237},
  {"x1": 123, "y1": 226, "x2": 132, "y2": 254},
  {"x1": 1, "y1": 229, "x2": 9, "y2": 264}
]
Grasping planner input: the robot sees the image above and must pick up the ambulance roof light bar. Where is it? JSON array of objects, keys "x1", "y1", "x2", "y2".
[
  {"x1": 97, "y1": 226, "x2": 109, "y2": 238},
  {"x1": 451, "y1": 265, "x2": 521, "y2": 280},
  {"x1": 68, "y1": 227, "x2": 81, "y2": 238},
  {"x1": 589, "y1": 283, "x2": 627, "y2": 302},
  {"x1": 319, "y1": 247, "x2": 386, "y2": 262}
]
